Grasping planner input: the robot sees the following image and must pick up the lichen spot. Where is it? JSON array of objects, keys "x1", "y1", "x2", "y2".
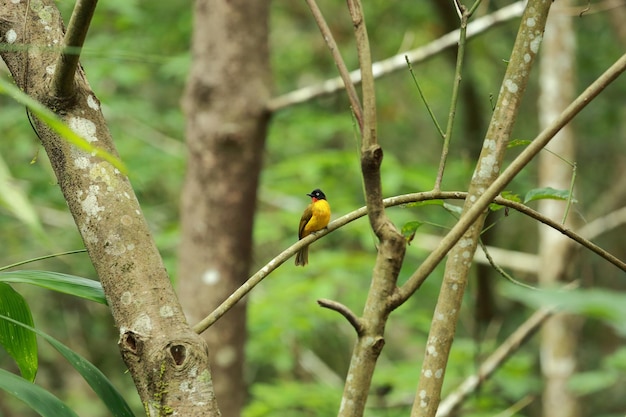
[
  {"x1": 530, "y1": 33, "x2": 543, "y2": 54},
  {"x1": 46, "y1": 64, "x2": 55, "y2": 75},
  {"x1": 435, "y1": 368, "x2": 444, "y2": 378},
  {"x1": 452, "y1": 283, "x2": 459, "y2": 291},
  {"x1": 524, "y1": 53, "x2": 531, "y2": 63},
  {"x1": 202, "y1": 269, "x2": 220, "y2": 286},
  {"x1": 478, "y1": 154, "x2": 497, "y2": 179},
  {"x1": 121, "y1": 215, "x2": 133, "y2": 226},
  {"x1": 427, "y1": 344, "x2": 438, "y2": 357},
  {"x1": 11, "y1": 0, "x2": 21, "y2": 4},
  {"x1": 504, "y1": 79, "x2": 519, "y2": 94},
  {"x1": 424, "y1": 369, "x2": 433, "y2": 378},
  {"x1": 87, "y1": 95, "x2": 100, "y2": 111},
  {"x1": 104, "y1": 233, "x2": 127, "y2": 256},
  {"x1": 160, "y1": 305, "x2": 174, "y2": 318},
  {"x1": 5, "y1": 29, "x2": 17, "y2": 43},
  {"x1": 483, "y1": 139, "x2": 496, "y2": 151},
  {"x1": 121, "y1": 291, "x2": 132, "y2": 305},
  {"x1": 526, "y1": 17, "x2": 536, "y2": 27},
  {"x1": 436, "y1": 312, "x2": 445, "y2": 321},
  {"x1": 80, "y1": 185, "x2": 104, "y2": 219},
  {"x1": 215, "y1": 346, "x2": 237, "y2": 367},
  {"x1": 133, "y1": 314, "x2": 152, "y2": 333},
  {"x1": 69, "y1": 117, "x2": 98, "y2": 143},
  {"x1": 419, "y1": 390, "x2": 428, "y2": 408},
  {"x1": 462, "y1": 251, "x2": 471, "y2": 259},
  {"x1": 74, "y1": 156, "x2": 91, "y2": 170}
]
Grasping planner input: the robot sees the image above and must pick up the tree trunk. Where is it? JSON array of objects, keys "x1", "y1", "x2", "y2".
[
  {"x1": 538, "y1": 4, "x2": 581, "y2": 417},
  {"x1": 0, "y1": 1, "x2": 219, "y2": 415},
  {"x1": 179, "y1": 1, "x2": 271, "y2": 416}
]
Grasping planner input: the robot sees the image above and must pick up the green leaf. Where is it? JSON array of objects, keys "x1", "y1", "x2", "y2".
[
  {"x1": 0, "y1": 77, "x2": 127, "y2": 175},
  {"x1": 490, "y1": 191, "x2": 521, "y2": 211},
  {"x1": 523, "y1": 187, "x2": 575, "y2": 204},
  {"x1": 0, "y1": 314, "x2": 136, "y2": 417},
  {"x1": 507, "y1": 139, "x2": 532, "y2": 148},
  {"x1": 402, "y1": 199, "x2": 444, "y2": 208},
  {"x1": 443, "y1": 202, "x2": 463, "y2": 216},
  {"x1": 0, "y1": 283, "x2": 38, "y2": 381},
  {"x1": 0, "y1": 368, "x2": 80, "y2": 417},
  {"x1": 401, "y1": 221, "x2": 423, "y2": 244},
  {"x1": 0, "y1": 271, "x2": 106, "y2": 305}
]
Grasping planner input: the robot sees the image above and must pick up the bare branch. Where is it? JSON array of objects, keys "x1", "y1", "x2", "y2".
[
  {"x1": 51, "y1": 0, "x2": 98, "y2": 100},
  {"x1": 304, "y1": 0, "x2": 363, "y2": 130},
  {"x1": 267, "y1": 1, "x2": 525, "y2": 112},
  {"x1": 317, "y1": 298, "x2": 364, "y2": 335}
]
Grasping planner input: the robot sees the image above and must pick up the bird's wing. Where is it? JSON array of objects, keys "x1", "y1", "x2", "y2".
[{"x1": 298, "y1": 204, "x2": 313, "y2": 239}]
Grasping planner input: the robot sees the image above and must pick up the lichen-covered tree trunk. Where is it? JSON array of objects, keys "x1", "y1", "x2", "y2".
[
  {"x1": 538, "y1": 4, "x2": 581, "y2": 417},
  {"x1": 179, "y1": 1, "x2": 271, "y2": 416},
  {"x1": 0, "y1": 1, "x2": 219, "y2": 415}
]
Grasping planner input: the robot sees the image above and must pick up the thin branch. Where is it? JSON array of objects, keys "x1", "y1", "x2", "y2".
[
  {"x1": 392, "y1": 52, "x2": 626, "y2": 309},
  {"x1": 267, "y1": 1, "x2": 525, "y2": 112},
  {"x1": 304, "y1": 0, "x2": 363, "y2": 129},
  {"x1": 317, "y1": 298, "x2": 364, "y2": 335},
  {"x1": 192, "y1": 191, "x2": 625, "y2": 334},
  {"x1": 51, "y1": 0, "x2": 98, "y2": 100},
  {"x1": 406, "y1": 56, "x2": 445, "y2": 139},
  {"x1": 434, "y1": 3, "x2": 476, "y2": 191}
]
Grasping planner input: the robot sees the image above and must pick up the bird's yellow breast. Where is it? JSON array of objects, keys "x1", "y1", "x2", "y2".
[{"x1": 302, "y1": 199, "x2": 331, "y2": 236}]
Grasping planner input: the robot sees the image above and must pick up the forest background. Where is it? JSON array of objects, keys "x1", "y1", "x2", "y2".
[{"x1": 1, "y1": 0, "x2": 625, "y2": 416}]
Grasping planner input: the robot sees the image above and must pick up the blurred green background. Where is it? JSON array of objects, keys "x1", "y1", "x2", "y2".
[{"x1": 1, "y1": 1, "x2": 625, "y2": 416}]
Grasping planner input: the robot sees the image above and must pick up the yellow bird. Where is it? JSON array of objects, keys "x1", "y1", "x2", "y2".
[{"x1": 295, "y1": 189, "x2": 331, "y2": 266}]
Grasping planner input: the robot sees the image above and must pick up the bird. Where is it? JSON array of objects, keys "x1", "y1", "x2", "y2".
[{"x1": 295, "y1": 189, "x2": 331, "y2": 266}]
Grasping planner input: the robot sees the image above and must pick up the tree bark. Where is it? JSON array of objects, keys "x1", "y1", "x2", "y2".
[
  {"x1": 538, "y1": 4, "x2": 581, "y2": 417},
  {"x1": 0, "y1": 1, "x2": 219, "y2": 415},
  {"x1": 180, "y1": 1, "x2": 271, "y2": 416}
]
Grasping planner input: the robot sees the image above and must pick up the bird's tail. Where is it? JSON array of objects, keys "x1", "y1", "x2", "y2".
[{"x1": 295, "y1": 245, "x2": 309, "y2": 266}]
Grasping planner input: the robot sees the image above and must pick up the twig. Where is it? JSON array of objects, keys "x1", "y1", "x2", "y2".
[
  {"x1": 51, "y1": 0, "x2": 98, "y2": 100},
  {"x1": 434, "y1": 2, "x2": 479, "y2": 191},
  {"x1": 406, "y1": 56, "x2": 445, "y2": 139},
  {"x1": 304, "y1": 0, "x2": 363, "y2": 130},
  {"x1": 317, "y1": 298, "x2": 364, "y2": 335},
  {"x1": 392, "y1": 51, "x2": 626, "y2": 309},
  {"x1": 267, "y1": 2, "x2": 525, "y2": 112}
]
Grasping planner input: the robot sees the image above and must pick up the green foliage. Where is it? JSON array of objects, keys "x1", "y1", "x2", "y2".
[
  {"x1": 0, "y1": 283, "x2": 38, "y2": 381},
  {"x1": 0, "y1": 78, "x2": 127, "y2": 174},
  {"x1": 0, "y1": 270, "x2": 106, "y2": 305},
  {"x1": 523, "y1": 187, "x2": 575, "y2": 204},
  {"x1": 244, "y1": 381, "x2": 341, "y2": 417},
  {"x1": 0, "y1": 368, "x2": 80, "y2": 417}
]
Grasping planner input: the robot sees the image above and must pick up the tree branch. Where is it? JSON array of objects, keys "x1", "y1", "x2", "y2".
[
  {"x1": 392, "y1": 51, "x2": 626, "y2": 309},
  {"x1": 305, "y1": 0, "x2": 363, "y2": 130},
  {"x1": 51, "y1": 0, "x2": 98, "y2": 100},
  {"x1": 317, "y1": 298, "x2": 364, "y2": 335},
  {"x1": 267, "y1": 1, "x2": 525, "y2": 112},
  {"x1": 192, "y1": 191, "x2": 625, "y2": 334}
]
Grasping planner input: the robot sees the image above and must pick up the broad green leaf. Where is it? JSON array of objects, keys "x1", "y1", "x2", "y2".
[
  {"x1": 0, "y1": 368, "x2": 80, "y2": 417},
  {"x1": 0, "y1": 283, "x2": 38, "y2": 381},
  {"x1": 0, "y1": 77, "x2": 127, "y2": 175},
  {"x1": 0, "y1": 271, "x2": 106, "y2": 305},
  {"x1": 0, "y1": 155, "x2": 45, "y2": 238},
  {"x1": 0, "y1": 314, "x2": 135, "y2": 417},
  {"x1": 523, "y1": 187, "x2": 575, "y2": 204}
]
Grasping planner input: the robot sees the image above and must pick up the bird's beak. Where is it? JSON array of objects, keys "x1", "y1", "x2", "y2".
[{"x1": 306, "y1": 193, "x2": 313, "y2": 197}]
